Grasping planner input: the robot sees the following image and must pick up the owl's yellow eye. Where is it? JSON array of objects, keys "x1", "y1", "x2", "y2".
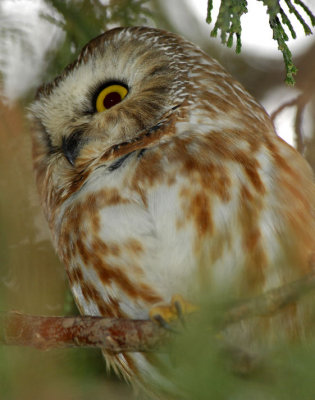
[{"x1": 95, "y1": 84, "x2": 128, "y2": 112}]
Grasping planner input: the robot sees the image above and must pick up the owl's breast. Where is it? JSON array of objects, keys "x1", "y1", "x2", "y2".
[
  {"x1": 56, "y1": 126, "x2": 314, "y2": 321},
  {"x1": 55, "y1": 147, "x2": 200, "y2": 319}
]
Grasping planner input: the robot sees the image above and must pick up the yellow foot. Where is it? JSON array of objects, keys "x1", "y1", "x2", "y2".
[{"x1": 149, "y1": 294, "x2": 197, "y2": 329}]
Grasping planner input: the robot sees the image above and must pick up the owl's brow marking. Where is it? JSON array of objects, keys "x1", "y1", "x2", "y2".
[
  {"x1": 137, "y1": 149, "x2": 146, "y2": 158},
  {"x1": 96, "y1": 109, "x2": 178, "y2": 167},
  {"x1": 108, "y1": 151, "x2": 135, "y2": 172},
  {"x1": 146, "y1": 123, "x2": 163, "y2": 136},
  {"x1": 93, "y1": 120, "x2": 166, "y2": 174}
]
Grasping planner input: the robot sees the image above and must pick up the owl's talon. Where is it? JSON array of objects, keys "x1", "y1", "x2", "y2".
[
  {"x1": 149, "y1": 294, "x2": 197, "y2": 331},
  {"x1": 153, "y1": 315, "x2": 179, "y2": 333},
  {"x1": 173, "y1": 299, "x2": 186, "y2": 328}
]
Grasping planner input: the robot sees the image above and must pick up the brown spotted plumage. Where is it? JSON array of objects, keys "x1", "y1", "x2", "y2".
[{"x1": 30, "y1": 26, "x2": 315, "y2": 397}]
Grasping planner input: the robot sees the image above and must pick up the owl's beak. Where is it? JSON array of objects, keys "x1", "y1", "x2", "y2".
[{"x1": 62, "y1": 130, "x2": 83, "y2": 166}]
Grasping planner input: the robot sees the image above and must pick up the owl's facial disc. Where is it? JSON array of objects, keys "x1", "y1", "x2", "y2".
[
  {"x1": 31, "y1": 27, "x2": 190, "y2": 168},
  {"x1": 60, "y1": 81, "x2": 130, "y2": 166}
]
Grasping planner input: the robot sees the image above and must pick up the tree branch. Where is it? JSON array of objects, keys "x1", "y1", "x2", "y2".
[
  {"x1": 0, "y1": 313, "x2": 170, "y2": 352},
  {"x1": 271, "y1": 93, "x2": 310, "y2": 155},
  {"x1": 223, "y1": 271, "x2": 315, "y2": 326},
  {"x1": 1, "y1": 271, "x2": 315, "y2": 352}
]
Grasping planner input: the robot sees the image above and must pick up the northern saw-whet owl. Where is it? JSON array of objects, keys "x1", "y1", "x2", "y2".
[{"x1": 30, "y1": 26, "x2": 315, "y2": 398}]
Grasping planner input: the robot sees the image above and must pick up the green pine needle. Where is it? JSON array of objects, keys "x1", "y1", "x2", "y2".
[
  {"x1": 227, "y1": 32, "x2": 233, "y2": 48},
  {"x1": 206, "y1": 0, "x2": 315, "y2": 85},
  {"x1": 236, "y1": 33, "x2": 242, "y2": 53},
  {"x1": 280, "y1": 7, "x2": 297, "y2": 39},
  {"x1": 206, "y1": 0, "x2": 213, "y2": 23},
  {"x1": 285, "y1": 0, "x2": 312, "y2": 35},
  {"x1": 293, "y1": 0, "x2": 315, "y2": 25}
]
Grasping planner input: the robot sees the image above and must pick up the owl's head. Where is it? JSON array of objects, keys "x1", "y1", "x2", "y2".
[{"x1": 30, "y1": 27, "x2": 194, "y2": 170}]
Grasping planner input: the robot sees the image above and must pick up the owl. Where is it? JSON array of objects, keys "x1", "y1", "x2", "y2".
[{"x1": 30, "y1": 26, "x2": 315, "y2": 397}]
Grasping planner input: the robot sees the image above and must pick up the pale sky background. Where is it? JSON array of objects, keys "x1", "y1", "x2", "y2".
[
  {"x1": 1, "y1": 0, "x2": 314, "y2": 146},
  {"x1": 178, "y1": 0, "x2": 315, "y2": 147}
]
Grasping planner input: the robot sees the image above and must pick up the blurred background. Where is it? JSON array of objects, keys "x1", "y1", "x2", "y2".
[{"x1": 0, "y1": 1, "x2": 314, "y2": 399}]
